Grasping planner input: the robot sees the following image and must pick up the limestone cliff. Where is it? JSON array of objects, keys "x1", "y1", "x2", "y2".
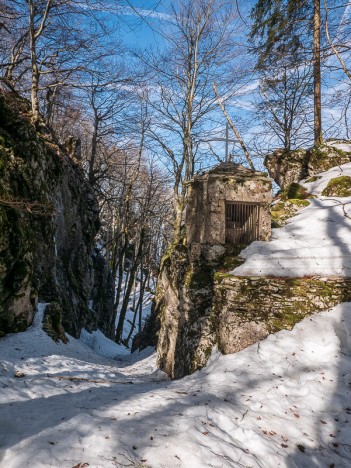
[
  {"x1": 156, "y1": 242, "x2": 216, "y2": 379},
  {"x1": 0, "y1": 87, "x2": 114, "y2": 339}
]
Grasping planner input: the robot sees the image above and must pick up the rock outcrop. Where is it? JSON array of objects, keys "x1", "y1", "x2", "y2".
[
  {"x1": 156, "y1": 243, "x2": 216, "y2": 379},
  {"x1": 213, "y1": 274, "x2": 351, "y2": 354},
  {"x1": 265, "y1": 143, "x2": 351, "y2": 189},
  {"x1": 156, "y1": 163, "x2": 272, "y2": 379},
  {"x1": 0, "y1": 87, "x2": 114, "y2": 338},
  {"x1": 155, "y1": 148, "x2": 351, "y2": 380}
]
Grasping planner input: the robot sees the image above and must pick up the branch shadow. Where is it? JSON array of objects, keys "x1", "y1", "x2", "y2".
[{"x1": 285, "y1": 197, "x2": 351, "y2": 467}]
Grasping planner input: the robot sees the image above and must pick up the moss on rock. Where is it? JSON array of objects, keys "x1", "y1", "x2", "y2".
[
  {"x1": 321, "y1": 176, "x2": 351, "y2": 197},
  {"x1": 213, "y1": 275, "x2": 351, "y2": 354},
  {"x1": 305, "y1": 175, "x2": 322, "y2": 183},
  {"x1": 271, "y1": 197, "x2": 310, "y2": 227},
  {"x1": 307, "y1": 144, "x2": 351, "y2": 175},
  {"x1": 265, "y1": 143, "x2": 351, "y2": 189},
  {"x1": 42, "y1": 302, "x2": 68, "y2": 343},
  {"x1": 0, "y1": 86, "x2": 111, "y2": 339},
  {"x1": 281, "y1": 183, "x2": 310, "y2": 201}
]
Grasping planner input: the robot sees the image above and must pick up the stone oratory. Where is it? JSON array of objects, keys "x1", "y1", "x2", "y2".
[{"x1": 185, "y1": 162, "x2": 272, "y2": 262}]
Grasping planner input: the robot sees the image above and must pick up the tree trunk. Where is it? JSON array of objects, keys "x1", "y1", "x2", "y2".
[
  {"x1": 173, "y1": 201, "x2": 184, "y2": 244},
  {"x1": 110, "y1": 234, "x2": 128, "y2": 337},
  {"x1": 89, "y1": 114, "x2": 99, "y2": 185},
  {"x1": 115, "y1": 229, "x2": 144, "y2": 344},
  {"x1": 313, "y1": 0, "x2": 323, "y2": 146},
  {"x1": 138, "y1": 252, "x2": 144, "y2": 335},
  {"x1": 29, "y1": 6, "x2": 40, "y2": 126},
  {"x1": 125, "y1": 270, "x2": 148, "y2": 347}
]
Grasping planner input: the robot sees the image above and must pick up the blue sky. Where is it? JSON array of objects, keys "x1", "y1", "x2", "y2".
[
  {"x1": 113, "y1": 0, "x2": 173, "y2": 48},
  {"x1": 107, "y1": 0, "x2": 351, "y2": 166},
  {"x1": 114, "y1": 0, "x2": 261, "y2": 165}
]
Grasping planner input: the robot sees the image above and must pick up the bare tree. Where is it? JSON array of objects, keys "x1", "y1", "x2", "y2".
[
  {"x1": 213, "y1": 82, "x2": 254, "y2": 168},
  {"x1": 1, "y1": 0, "x2": 114, "y2": 127},
  {"x1": 324, "y1": 0, "x2": 351, "y2": 82},
  {"x1": 257, "y1": 64, "x2": 313, "y2": 152},
  {"x1": 143, "y1": 0, "x2": 241, "y2": 242}
]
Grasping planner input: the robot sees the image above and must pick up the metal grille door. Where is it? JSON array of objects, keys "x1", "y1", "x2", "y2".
[{"x1": 225, "y1": 201, "x2": 260, "y2": 244}]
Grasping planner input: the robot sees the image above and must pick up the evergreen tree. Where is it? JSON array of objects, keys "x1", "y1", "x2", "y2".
[{"x1": 250, "y1": 0, "x2": 322, "y2": 146}]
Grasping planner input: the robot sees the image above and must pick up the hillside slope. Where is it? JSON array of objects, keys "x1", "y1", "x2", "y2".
[
  {"x1": 1, "y1": 302, "x2": 351, "y2": 467},
  {"x1": 233, "y1": 159, "x2": 351, "y2": 278}
]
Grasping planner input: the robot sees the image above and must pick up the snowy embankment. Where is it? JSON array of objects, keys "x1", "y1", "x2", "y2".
[
  {"x1": 1, "y1": 302, "x2": 351, "y2": 467},
  {"x1": 232, "y1": 161, "x2": 351, "y2": 278}
]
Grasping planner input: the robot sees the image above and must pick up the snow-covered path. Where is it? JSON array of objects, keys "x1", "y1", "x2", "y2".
[{"x1": 1, "y1": 303, "x2": 351, "y2": 467}]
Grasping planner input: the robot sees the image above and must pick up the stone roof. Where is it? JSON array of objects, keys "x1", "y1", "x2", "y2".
[{"x1": 197, "y1": 162, "x2": 268, "y2": 178}]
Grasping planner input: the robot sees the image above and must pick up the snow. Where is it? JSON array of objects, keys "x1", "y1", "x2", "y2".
[
  {"x1": 2, "y1": 161, "x2": 351, "y2": 467},
  {"x1": 232, "y1": 163, "x2": 351, "y2": 277},
  {"x1": 80, "y1": 329, "x2": 131, "y2": 358},
  {"x1": 302, "y1": 161, "x2": 351, "y2": 197},
  {"x1": 327, "y1": 141, "x2": 351, "y2": 154},
  {"x1": 1, "y1": 302, "x2": 351, "y2": 467}
]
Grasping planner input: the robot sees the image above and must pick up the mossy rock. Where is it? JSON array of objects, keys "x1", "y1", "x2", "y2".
[
  {"x1": 321, "y1": 176, "x2": 351, "y2": 197},
  {"x1": 216, "y1": 244, "x2": 247, "y2": 271},
  {"x1": 215, "y1": 276, "x2": 351, "y2": 345},
  {"x1": 214, "y1": 271, "x2": 234, "y2": 283},
  {"x1": 184, "y1": 264, "x2": 212, "y2": 290},
  {"x1": 42, "y1": 302, "x2": 68, "y2": 343},
  {"x1": 265, "y1": 143, "x2": 351, "y2": 189},
  {"x1": 271, "y1": 198, "x2": 309, "y2": 227},
  {"x1": 281, "y1": 183, "x2": 310, "y2": 201},
  {"x1": 305, "y1": 175, "x2": 322, "y2": 183},
  {"x1": 218, "y1": 255, "x2": 245, "y2": 271},
  {"x1": 289, "y1": 198, "x2": 310, "y2": 207},
  {"x1": 307, "y1": 145, "x2": 351, "y2": 175}
]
